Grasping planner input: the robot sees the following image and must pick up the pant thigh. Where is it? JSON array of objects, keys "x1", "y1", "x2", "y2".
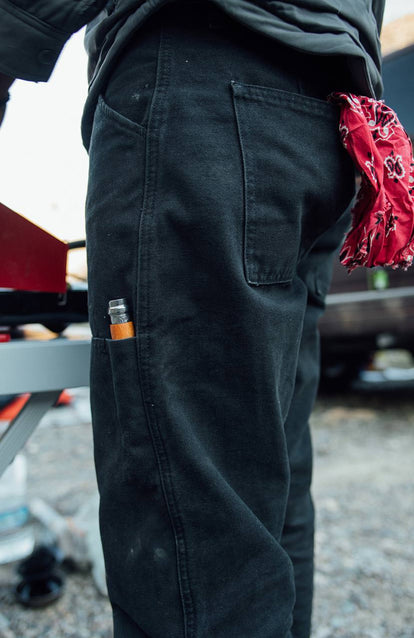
[{"x1": 85, "y1": 3, "x2": 355, "y2": 636}]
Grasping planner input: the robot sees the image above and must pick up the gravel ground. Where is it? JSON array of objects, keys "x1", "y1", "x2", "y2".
[
  {"x1": 311, "y1": 390, "x2": 414, "y2": 638},
  {"x1": 0, "y1": 386, "x2": 413, "y2": 638}
]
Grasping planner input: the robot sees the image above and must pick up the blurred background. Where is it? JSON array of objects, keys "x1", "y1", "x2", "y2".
[{"x1": 0, "y1": 1, "x2": 414, "y2": 637}]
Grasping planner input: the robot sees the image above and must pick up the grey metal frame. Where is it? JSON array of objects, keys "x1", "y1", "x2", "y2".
[{"x1": 0, "y1": 338, "x2": 91, "y2": 477}]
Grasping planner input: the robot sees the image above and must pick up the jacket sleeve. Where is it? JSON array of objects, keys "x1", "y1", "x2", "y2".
[
  {"x1": 0, "y1": 0, "x2": 108, "y2": 81},
  {"x1": 371, "y1": 0, "x2": 386, "y2": 37}
]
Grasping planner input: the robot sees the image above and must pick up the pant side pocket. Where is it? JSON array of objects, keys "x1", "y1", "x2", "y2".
[{"x1": 106, "y1": 335, "x2": 156, "y2": 487}]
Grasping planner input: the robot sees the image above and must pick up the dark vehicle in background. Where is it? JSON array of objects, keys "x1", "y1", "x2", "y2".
[
  {"x1": 319, "y1": 39, "x2": 414, "y2": 387},
  {"x1": 320, "y1": 262, "x2": 414, "y2": 386}
]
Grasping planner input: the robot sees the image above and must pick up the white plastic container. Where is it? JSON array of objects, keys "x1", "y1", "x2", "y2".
[{"x1": 0, "y1": 452, "x2": 35, "y2": 564}]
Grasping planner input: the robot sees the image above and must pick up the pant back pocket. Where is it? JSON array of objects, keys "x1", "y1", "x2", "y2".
[{"x1": 230, "y1": 80, "x2": 355, "y2": 286}]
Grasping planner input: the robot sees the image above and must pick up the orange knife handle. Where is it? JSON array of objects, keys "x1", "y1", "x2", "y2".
[{"x1": 110, "y1": 322, "x2": 135, "y2": 340}]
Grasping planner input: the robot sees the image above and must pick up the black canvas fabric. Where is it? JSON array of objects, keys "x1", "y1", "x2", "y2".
[
  {"x1": 0, "y1": 0, "x2": 385, "y2": 98},
  {"x1": 85, "y1": 3, "x2": 355, "y2": 636}
]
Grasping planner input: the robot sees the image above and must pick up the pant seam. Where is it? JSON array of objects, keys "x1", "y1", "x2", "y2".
[{"x1": 135, "y1": 23, "x2": 197, "y2": 638}]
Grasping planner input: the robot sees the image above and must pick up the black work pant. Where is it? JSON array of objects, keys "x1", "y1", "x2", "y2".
[{"x1": 85, "y1": 2, "x2": 355, "y2": 636}]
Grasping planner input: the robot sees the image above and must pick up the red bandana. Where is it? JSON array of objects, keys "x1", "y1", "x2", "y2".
[{"x1": 329, "y1": 93, "x2": 414, "y2": 272}]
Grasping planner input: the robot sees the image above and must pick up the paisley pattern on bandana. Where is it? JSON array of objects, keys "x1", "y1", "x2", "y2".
[
  {"x1": 384, "y1": 152, "x2": 405, "y2": 181},
  {"x1": 329, "y1": 93, "x2": 414, "y2": 272}
]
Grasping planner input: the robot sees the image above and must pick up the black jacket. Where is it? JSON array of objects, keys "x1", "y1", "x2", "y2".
[{"x1": 0, "y1": 0, "x2": 385, "y2": 144}]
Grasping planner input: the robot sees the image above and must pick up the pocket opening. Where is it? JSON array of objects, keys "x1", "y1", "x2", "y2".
[{"x1": 97, "y1": 95, "x2": 147, "y2": 136}]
